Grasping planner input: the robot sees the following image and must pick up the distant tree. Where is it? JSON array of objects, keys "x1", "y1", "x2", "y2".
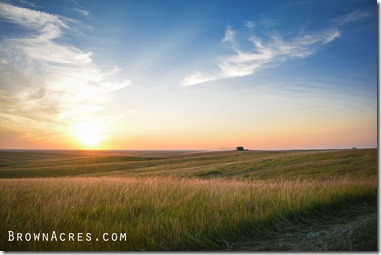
[{"x1": 236, "y1": 146, "x2": 244, "y2": 151}]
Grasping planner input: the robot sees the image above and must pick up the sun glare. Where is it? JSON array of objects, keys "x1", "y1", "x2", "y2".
[{"x1": 75, "y1": 128, "x2": 104, "y2": 148}]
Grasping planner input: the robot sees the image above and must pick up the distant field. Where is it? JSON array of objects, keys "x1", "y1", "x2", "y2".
[{"x1": 0, "y1": 149, "x2": 377, "y2": 251}]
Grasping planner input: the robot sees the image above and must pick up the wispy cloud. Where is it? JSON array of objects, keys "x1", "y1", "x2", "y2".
[
  {"x1": 245, "y1": 20, "x2": 255, "y2": 30},
  {"x1": 0, "y1": 2, "x2": 129, "y2": 145},
  {"x1": 332, "y1": 10, "x2": 370, "y2": 26},
  {"x1": 73, "y1": 7, "x2": 90, "y2": 17},
  {"x1": 181, "y1": 11, "x2": 369, "y2": 86}
]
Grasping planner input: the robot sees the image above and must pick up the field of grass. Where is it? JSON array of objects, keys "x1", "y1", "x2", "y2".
[{"x1": 0, "y1": 149, "x2": 377, "y2": 251}]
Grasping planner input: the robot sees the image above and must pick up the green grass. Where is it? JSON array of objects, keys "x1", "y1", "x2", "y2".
[{"x1": 0, "y1": 149, "x2": 377, "y2": 251}]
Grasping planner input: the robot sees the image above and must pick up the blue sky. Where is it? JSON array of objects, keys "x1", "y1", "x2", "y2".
[{"x1": 0, "y1": 0, "x2": 377, "y2": 150}]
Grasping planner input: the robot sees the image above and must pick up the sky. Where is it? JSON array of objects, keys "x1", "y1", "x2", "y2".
[{"x1": 0, "y1": 0, "x2": 377, "y2": 150}]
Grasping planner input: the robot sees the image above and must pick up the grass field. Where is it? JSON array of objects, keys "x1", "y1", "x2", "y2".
[{"x1": 0, "y1": 149, "x2": 377, "y2": 251}]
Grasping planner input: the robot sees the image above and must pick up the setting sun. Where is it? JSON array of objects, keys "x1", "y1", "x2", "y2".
[{"x1": 74, "y1": 128, "x2": 104, "y2": 148}]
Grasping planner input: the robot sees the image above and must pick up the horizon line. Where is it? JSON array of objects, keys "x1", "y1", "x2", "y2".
[{"x1": 0, "y1": 147, "x2": 376, "y2": 152}]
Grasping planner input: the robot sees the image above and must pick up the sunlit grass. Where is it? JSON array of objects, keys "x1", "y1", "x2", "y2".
[
  {"x1": 0, "y1": 149, "x2": 377, "y2": 251},
  {"x1": 0, "y1": 176, "x2": 376, "y2": 251}
]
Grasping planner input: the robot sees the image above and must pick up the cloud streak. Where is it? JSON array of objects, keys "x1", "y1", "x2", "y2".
[
  {"x1": 181, "y1": 11, "x2": 369, "y2": 86},
  {"x1": 332, "y1": 10, "x2": 370, "y2": 26},
  {"x1": 0, "y1": 2, "x2": 130, "y2": 146},
  {"x1": 73, "y1": 7, "x2": 91, "y2": 17}
]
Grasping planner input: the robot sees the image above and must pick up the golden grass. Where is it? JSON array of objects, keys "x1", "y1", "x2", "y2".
[{"x1": 0, "y1": 176, "x2": 376, "y2": 251}]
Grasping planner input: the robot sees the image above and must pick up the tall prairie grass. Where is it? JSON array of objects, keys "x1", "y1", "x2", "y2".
[{"x1": 0, "y1": 176, "x2": 376, "y2": 251}]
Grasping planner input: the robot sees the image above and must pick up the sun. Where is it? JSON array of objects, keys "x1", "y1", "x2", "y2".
[
  {"x1": 70, "y1": 118, "x2": 108, "y2": 149},
  {"x1": 75, "y1": 128, "x2": 104, "y2": 148}
]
